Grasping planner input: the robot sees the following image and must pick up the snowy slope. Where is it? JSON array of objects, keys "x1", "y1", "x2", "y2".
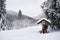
[{"x1": 0, "y1": 25, "x2": 60, "y2": 40}]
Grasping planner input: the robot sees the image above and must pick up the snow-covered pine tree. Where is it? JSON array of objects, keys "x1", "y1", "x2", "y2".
[
  {"x1": 18, "y1": 10, "x2": 22, "y2": 18},
  {"x1": 0, "y1": 0, "x2": 12, "y2": 30},
  {"x1": 41, "y1": 0, "x2": 60, "y2": 29}
]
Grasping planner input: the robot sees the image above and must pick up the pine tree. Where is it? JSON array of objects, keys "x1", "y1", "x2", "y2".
[
  {"x1": 0, "y1": 0, "x2": 12, "y2": 30},
  {"x1": 41, "y1": 0, "x2": 60, "y2": 29},
  {"x1": 18, "y1": 10, "x2": 22, "y2": 18}
]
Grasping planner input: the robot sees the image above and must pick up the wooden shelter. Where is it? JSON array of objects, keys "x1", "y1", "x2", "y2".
[{"x1": 37, "y1": 18, "x2": 51, "y2": 34}]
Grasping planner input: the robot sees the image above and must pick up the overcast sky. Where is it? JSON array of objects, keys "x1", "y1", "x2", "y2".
[{"x1": 6, "y1": 0, "x2": 46, "y2": 17}]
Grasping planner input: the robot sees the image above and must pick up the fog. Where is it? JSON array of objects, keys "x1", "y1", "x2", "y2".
[{"x1": 6, "y1": 0, "x2": 46, "y2": 17}]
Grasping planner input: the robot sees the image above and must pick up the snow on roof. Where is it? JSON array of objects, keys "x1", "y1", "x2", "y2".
[{"x1": 37, "y1": 18, "x2": 51, "y2": 24}]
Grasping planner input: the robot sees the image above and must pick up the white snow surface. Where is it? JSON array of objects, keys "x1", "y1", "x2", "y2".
[
  {"x1": 37, "y1": 18, "x2": 51, "y2": 24},
  {"x1": 0, "y1": 25, "x2": 60, "y2": 40}
]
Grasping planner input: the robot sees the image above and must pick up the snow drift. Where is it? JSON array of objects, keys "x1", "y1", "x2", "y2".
[{"x1": 0, "y1": 25, "x2": 60, "y2": 40}]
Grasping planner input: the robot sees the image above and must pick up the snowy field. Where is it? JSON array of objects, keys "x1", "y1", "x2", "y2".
[{"x1": 0, "y1": 25, "x2": 60, "y2": 40}]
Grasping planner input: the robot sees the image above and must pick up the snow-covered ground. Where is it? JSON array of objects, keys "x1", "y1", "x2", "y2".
[{"x1": 0, "y1": 25, "x2": 60, "y2": 40}]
